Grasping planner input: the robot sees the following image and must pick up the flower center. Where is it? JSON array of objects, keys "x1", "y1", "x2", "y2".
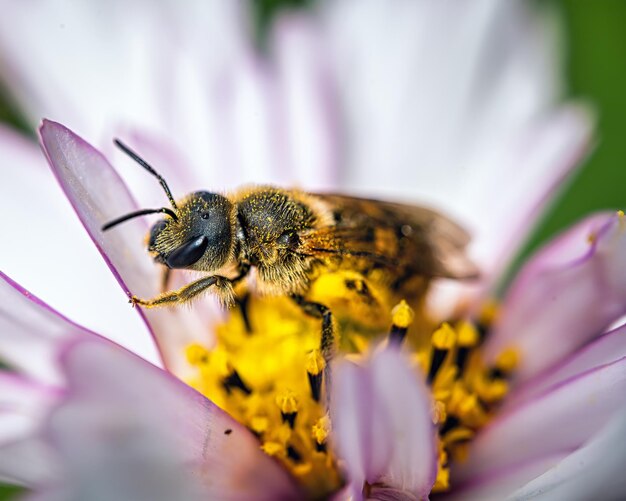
[{"x1": 184, "y1": 273, "x2": 517, "y2": 497}]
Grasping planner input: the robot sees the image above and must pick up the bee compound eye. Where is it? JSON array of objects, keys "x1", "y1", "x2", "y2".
[{"x1": 165, "y1": 235, "x2": 209, "y2": 269}]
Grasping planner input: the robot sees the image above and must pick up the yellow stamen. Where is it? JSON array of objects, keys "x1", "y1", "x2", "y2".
[
  {"x1": 391, "y1": 300, "x2": 415, "y2": 328},
  {"x1": 432, "y1": 323, "x2": 457, "y2": 350},
  {"x1": 312, "y1": 415, "x2": 331, "y2": 445},
  {"x1": 183, "y1": 289, "x2": 517, "y2": 497},
  {"x1": 495, "y1": 348, "x2": 520, "y2": 373},
  {"x1": 457, "y1": 321, "x2": 479, "y2": 347},
  {"x1": 185, "y1": 343, "x2": 209, "y2": 366}
]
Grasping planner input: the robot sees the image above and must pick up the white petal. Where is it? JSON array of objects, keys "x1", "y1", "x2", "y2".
[
  {"x1": 485, "y1": 212, "x2": 626, "y2": 381},
  {"x1": 444, "y1": 453, "x2": 567, "y2": 501},
  {"x1": 0, "y1": 272, "x2": 81, "y2": 383},
  {"x1": 43, "y1": 339, "x2": 302, "y2": 501},
  {"x1": 453, "y1": 357, "x2": 626, "y2": 483},
  {"x1": 0, "y1": 373, "x2": 59, "y2": 444},
  {"x1": 331, "y1": 359, "x2": 393, "y2": 499},
  {"x1": 0, "y1": 126, "x2": 151, "y2": 358},
  {"x1": 508, "y1": 407, "x2": 626, "y2": 500},
  {"x1": 505, "y1": 321, "x2": 626, "y2": 408},
  {"x1": 271, "y1": 14, "x2": 340, "y2": 190},
  {"x1": 319, "y1": 0, "x2": 592, "y2": 280},
  {"x1": 370, "y1": 348, "x2": 437, "y2": 497},
  {"x1": 331, "y1": 347, "x2": 437, "y2": 499},
  {"x1": 39, "y1": 120, "x2": 209, "y2": 377}
]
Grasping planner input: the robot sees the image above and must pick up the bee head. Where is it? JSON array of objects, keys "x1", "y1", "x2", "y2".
[
  {"x1": 149, "y1": 192, "x2": 235, "y2": 270},
  {"x1": 101, "y1": 140, "x2": 235, "y2": 272}
]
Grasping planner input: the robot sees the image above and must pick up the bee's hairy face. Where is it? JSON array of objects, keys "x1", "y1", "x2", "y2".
[{"x1": 148, "y1": 191, "x2": 235, "y2": 271}]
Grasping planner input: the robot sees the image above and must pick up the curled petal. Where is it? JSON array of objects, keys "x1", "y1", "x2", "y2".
[
  {"x1": 453, "y1": 357, "x2": 626, "y2": 483},
  {"x1": 485, "y1": 212, "x2": 626, "y2": 380},
  {"x1": 505, "y1": 321, "x2": 626, "y2": 408},
  {"x1": 38, "y1": 120, "x2": 209, "y2": 377},
  {"x1": 332, "y1": 347, "x2": 436, "y2": 499},
  {"x1": 443, "y1": 454, "x2": 567, "y2": 501}
]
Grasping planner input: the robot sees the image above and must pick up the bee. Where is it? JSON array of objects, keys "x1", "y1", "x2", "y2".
[{"x1": 103, "y1": 140, "x2": 478, "y2": 363}]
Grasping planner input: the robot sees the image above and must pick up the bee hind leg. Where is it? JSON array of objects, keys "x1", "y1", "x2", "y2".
[
  {"x1": 291, "y1": 295, "x2": 336, "y2": 404},
  {"x1": 131, "y1": 275, "x2": 235, "y2": 308}
]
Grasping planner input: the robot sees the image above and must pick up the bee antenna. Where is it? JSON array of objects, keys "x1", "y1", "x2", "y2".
[
  {"x1": 113, "y1": 139, "x2": 178, "y2": 210},
  {"x1": 102, "y1": 207, "x2": 178, "y2": 232}
]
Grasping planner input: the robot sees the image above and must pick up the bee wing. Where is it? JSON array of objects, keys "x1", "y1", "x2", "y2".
[{"x1": 301, "y1": 194, "x2": 479, "y2": 280}]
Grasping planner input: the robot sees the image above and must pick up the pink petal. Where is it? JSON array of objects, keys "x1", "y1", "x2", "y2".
[
  {"x1": 0, "y1": 373, "x2": 60, "y2": 444},
  {"x1": 484, "y1": 212, "x2": 626, "y2": 381},
  {"x1": 43, "y1": 338, "x2": 302, "y2": 501},
  {"x1": 38, "y1": 120, "x2": 210, "y2": 377},
  {"x1": 0, "y1": 125, "x2": 151, "y2": 358},
  {"x1": 371, "y1": 349, "x2": 437, "y2": 497},
  {"x1": 453, "y1": 357, "x2": 626, "y2": 483},
  {"x1": 0, "y1": 271, "x2": 88, "y2": 384},
  {"x1": 0, "y1": 437, "x2": 55, "y2": 486},
  {"x1": 368, "y1": 486, "x2": 419, "y2": 501},
  {"x1": 510, "y1": 407, "x2": 626, "y2": 500},
  {"x1": 444, "y1": 453, "x2": 567, "y2": 501},
  {"x1": 505, "y1": 321, "x2": 626, "y2": 409},
  {"x1": 332, "y1": 347, "x2": 437, "y2": 499},
  {"x1": 331, "y1": 359, "x2": 392, "y2": 499}
]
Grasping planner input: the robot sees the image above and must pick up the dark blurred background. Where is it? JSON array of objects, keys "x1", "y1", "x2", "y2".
[{"x1": 0, "y1": 1, "x2": 625, "y2": 496}]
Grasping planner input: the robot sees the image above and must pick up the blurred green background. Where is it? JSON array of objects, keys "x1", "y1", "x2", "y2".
[{"x1": 0, "y1": 0, "x2": 625, "y2": 498}]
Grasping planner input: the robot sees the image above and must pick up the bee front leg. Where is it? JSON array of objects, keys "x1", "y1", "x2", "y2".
[{"x1": 131, "y1": 275, "x2": 235, "y2": 308}]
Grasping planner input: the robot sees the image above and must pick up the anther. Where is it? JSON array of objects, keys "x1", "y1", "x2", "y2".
[
  {"x1": 222, "y1": 369, "x2": 252, "y2": 395},
  {"x1": 455, "y1": 321, "x2": 479, "y2": 372},
  {"x1": 185, "y1": 343, "x2": 209, "y2": 366},
  {"x1": 312, "y1": 415, "x2": 331, "y2": 451},
  {"x1": 428, "y1": 323, "x2": 456, "y2": 384},
  {"x1": 277, "y1": 391, "x2": 299, "y2": 429},
  {"x1": 306, "y1": 350, "x2": 325, "y2": 402},
  {"x1": 389, "y1": 300, "x2": 414, "y2": 344}
]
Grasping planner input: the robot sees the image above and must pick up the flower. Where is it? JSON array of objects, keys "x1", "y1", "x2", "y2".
[{"x1": 1, "y1": 1, "x2": 623, "y2": 500}]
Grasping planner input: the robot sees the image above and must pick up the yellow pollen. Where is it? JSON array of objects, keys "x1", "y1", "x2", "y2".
[
  {"x1": 391, "y1": 300, "x2": 415, "y2": 328},
  {"x1": 478, "y1": 299, "x2": 499, "y2": 326},
  {"x1": 432, "y1": 464, "x2": 450, "y2": 492},
  {"x1": 262, "y1": 441, "x2": 284, "y2": 457},
  {"x1": 433, "y1": 400, "x2": 447, "y2": 425},
  {"x1": 495, "y1": 348, "x2": 520, "y2": 373},
  {"x1": 432, "y1": 322, "x2": 457, "y2": 350},
  {"x1": 457, "y1": 321, "x2": 479, "y2": 347},
  {"x1": 277, "y1": 390, "x2": 299, "y2": 414},
  {"x1": 185, "y1": 343, "x2": 209, "y2": 366},
  {"x1": 618, "y1": 210, "x2": 624, "y2": 218},
  {"x1": 306, "y1": 349, "x2": 325, "y2": 376},
  {"x1": 183, "y1": 290, "x2": 516, "y2": 497},
  {"x1": 312, "y1": 415, "x2": 332, "y2": 445}
]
